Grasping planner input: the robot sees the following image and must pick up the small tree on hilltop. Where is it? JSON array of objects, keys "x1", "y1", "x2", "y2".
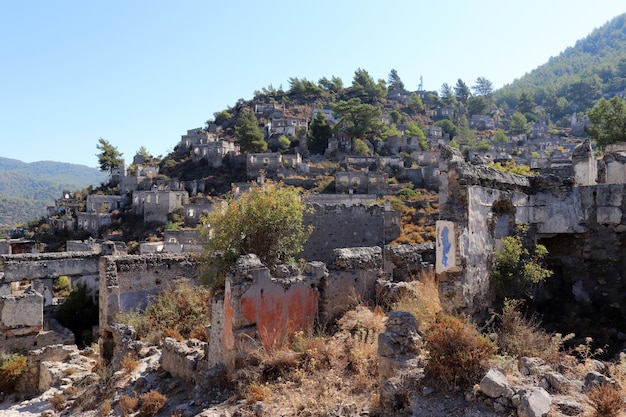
[
  {"x1": 96, "y1": 138, "x2": 123, "y2": 174},
  {"x1": 198, "y1": 182, "x2": 311, "y2": 288}
]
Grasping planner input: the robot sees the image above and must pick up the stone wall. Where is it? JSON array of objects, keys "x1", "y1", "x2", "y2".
[
  {"x1": 1, "y1": 291, "x2": 42, "y2": 337},
  {"x1": 208, "y1": 254, "x2": 324, "y2": 370},
  {"x1": 533, "y1": 183, "x2": 626, "y2": 351},
  {"x1": 437, "y1": 148, "x2": 531, "y2": 314},
  {"x1": 0, "y1": 252, "x2": 101, "y2": 351},
  {"x1": 98, "y1": 253, "x2": 198, "y2": 337},
  {"x1": 204, "y1": 245, "x2": 432, "y2": 374},
  {"x1": 1, "y1": 252, "x2": 100, "y2": 282},
  {"x1": 302, "y1": 203, "x2": 401, "y2": 264},
  {"x1": 437, "y1": 144, "x2": 626, "y2": 352},
  {"x1": 321, "y1": 247, "x2": 383, "y2": 323}
]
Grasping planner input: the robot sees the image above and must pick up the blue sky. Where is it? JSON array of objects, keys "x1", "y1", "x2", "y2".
[{"x1": 1, "y1": 1, "x2": 624, "y2": 167}]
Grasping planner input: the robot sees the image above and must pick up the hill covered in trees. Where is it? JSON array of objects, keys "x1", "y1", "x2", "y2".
[
  {"x1": 495, "y1": 13, "x2": 626, "y2": 123},
  {"x1": 0, "y1": 157, "x2": 107, "y2": 227}
]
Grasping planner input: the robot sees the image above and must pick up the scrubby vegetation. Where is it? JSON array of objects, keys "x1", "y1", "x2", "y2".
[
  {"x1": 495, "y1": 299, "x2": 560, "y2": 361},
  {"x1": 115, "y1": 281, "x2": 212, "y2": 344},
  {"x1": 0, "y1": 352, "x2": 27, "y2": 394},
  {"x1": 231, "y1": 305, "x2": 385, "y2": 416},
  {"x1": 492, "y1": 225, "x2": 553, "y2": 301},
  {"x1": 424, "y1": 314, "x2": 496, "y2": 389},
  {"x1": 586, "y1": 383, "x2": 625, "y2": 417}
]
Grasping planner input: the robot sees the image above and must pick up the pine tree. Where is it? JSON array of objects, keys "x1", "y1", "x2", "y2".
[{"x1": 235, "y1": 109, "x2": 267, "y2": 153}]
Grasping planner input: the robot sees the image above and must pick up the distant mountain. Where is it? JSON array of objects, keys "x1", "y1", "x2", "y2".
[
  {"x1": 495, "y1": 13, "x2": 626, "y2": 120},
  {"x1": 0, "y1": 157, "x2": 107, "y2": 227}
]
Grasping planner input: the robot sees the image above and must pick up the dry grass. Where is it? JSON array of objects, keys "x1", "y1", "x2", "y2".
[
  {"x1": 245, "y1": 383, "x2": 271, "y2": 402},
  {"x1": 49, "y1": 393, "x2": 67, "y2": 411},
  {"x1": 162, "y1": 328, "x2": 184, "y2": 342},
  {"x1": 392, "y1": 279, "x2": 441, "y2": 331},
  {"x1": 139, "y1": 390, "x2": 167, "y2": 416},
  {"x1": 231, "y1": 305, "x2": 385, "y2": 415},
  {"x1": 586, "y1": 383, "x2": 625, "y2": 417},
  {"x1": 121, "y1": 353, "x2": 140, "y2": 374},
  {"x1": 387, "y1": 191, "x2": 439, "y2": 244},
  {"x1": 189, "y1": 325, "x2": 208, "y2": 342},
  {"x1": 99, "y1": 399, "x2": 112, "y2": 416},
  {"x1": 424, "y1": 313, "x2": 496, "y2": 390},
  {"x1": 610, "y1": 353, "x2": 626, "y2": 389},
  {"x1": 115, "y1": 281, "x2": 212, "y2": 344},
  {"x1": 497, "y1": 299, "x2": 560, "y2": 362},
  {"x1": 118, "y1": 393, "x2": 139, "y2": 416}
]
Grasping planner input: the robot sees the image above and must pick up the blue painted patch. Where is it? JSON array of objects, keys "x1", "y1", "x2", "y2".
[{"x1": 440, "y1": 226, "x2": 451, "y2": 267}]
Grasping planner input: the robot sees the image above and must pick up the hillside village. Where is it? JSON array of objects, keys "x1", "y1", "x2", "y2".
[
  {"x1": 5, "y1": 57, "x2": 626, "y2": 416},
  {"x1": 5, "y1": 75, "x2": 596, "y2": 253}
]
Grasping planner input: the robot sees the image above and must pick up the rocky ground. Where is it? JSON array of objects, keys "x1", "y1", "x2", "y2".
[{"x1": 0, "y1": 333, "x2": 619, "y2": 417}]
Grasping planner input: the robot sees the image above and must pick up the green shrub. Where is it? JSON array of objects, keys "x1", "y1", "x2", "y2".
[
  {"x1": 396, "y1": 187, "x2": 420, "y2": 200},
  {"x1": 492, "y1": 226, "x2": 552, "y2": 301},
  {"x1": 116, "y1": 282, "x2": 211, "y2": 343},
  {"x1": 0, "y1": 352, "x2": 27, "y2": 393},
  {"x1": 199, "y1": 182, "x2": 310, "y2": 289},
  {"x1": 53, "y1": 275, "x2": 71, "y2": 297},
  {"x1": 424, "y1": 314, "x2": 495, "y2": 389}
]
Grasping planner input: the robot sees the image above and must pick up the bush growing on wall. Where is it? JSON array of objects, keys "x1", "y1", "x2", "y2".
[
  {"x1": 492, "y1": 225, "x2": 552, "y2": 301},
  {"x1": 198, "y1": 181, "x2": 311, "y2": 289},
  {"x1": 0, "y1": 352, "x2": 27, "y2": 393}
]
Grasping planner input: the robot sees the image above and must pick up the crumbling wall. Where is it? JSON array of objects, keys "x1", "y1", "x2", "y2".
[
  {"x1": 438, "y1": 144, "x2": 626, "y2": 353},
  {"x1": 161, "y1": 337, "x2": 207, "y2": 384},
  {"x1": 302, "y1": 203, "x2": 400, "y2": 264},
  {"x1": 534, "y1": 183, "x2": 626, "y2": 351},
  {"x1": 437, "y1": 149, "x2": 531, "y2": 314},
  {"x1": 208, "y1": 254, "x2": 323, "y2": 371},
  {"x1": 384, "y1": 243, "x2": 435, "y2": 282},
  {"x1": 206, "y1": 245, "x2": 432, "y2": 373},
  {"x1": 0, "y1": 251, "x2": 107, "y2": 352},
  {"x1": 602, "y1": 142, "x2": 626, "y2": 184},
  {"x1": 1, "y1": 291, "x2": 42, "y2": 341},
  {"x1": 1, "y1": 252, "x2": 100, "y2": 282},
  {"x1": 98, "y1": 253, "x2": 198, "y2": 336},
  {"x1": 0, "y1": 284, "x2": 74, "y2": 352},
  {"x1": 320, "y1": 247, "x2": 383, "y2": 324}
]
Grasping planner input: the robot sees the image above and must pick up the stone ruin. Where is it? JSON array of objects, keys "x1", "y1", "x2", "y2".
[
  {"x1": 436, "y1": 143, "x2": 626, "y2": 351},
  {"x1": 7, "y1": 140, "x2": 626, "y2": 393}
]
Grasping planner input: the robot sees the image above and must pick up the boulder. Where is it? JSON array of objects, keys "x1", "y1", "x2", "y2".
[
  {"x1": 545, "y1": 371, "x2": 572, "y2": 393},
  {"x1": 517, "y1": 387, "x2": 551, "y2": 417},
  {"x1": 479, "y1": 368, "x2": 513, "y2": 399}
]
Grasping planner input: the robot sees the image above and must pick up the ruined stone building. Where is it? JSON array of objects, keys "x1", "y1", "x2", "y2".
[{"x1": 436, "y1": 142, "x2": 626, "y2": 350}]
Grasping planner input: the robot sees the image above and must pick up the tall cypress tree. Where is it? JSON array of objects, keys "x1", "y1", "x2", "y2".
[
  {"x1": 308, "y1": 111, "x2": 332, "y2": 154},
  {"x1": 235, "y1": 109, "x2": 267, "y2": 153}
]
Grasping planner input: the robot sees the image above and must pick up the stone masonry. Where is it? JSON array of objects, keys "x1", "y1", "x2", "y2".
[{"x1": 437, "y1": 144, "x2": 626, "y2": 350}]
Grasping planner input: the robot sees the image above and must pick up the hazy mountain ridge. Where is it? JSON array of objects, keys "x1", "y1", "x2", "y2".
[{"x1": 0, "y1": 156, "x2": 107, "y2": 227}]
